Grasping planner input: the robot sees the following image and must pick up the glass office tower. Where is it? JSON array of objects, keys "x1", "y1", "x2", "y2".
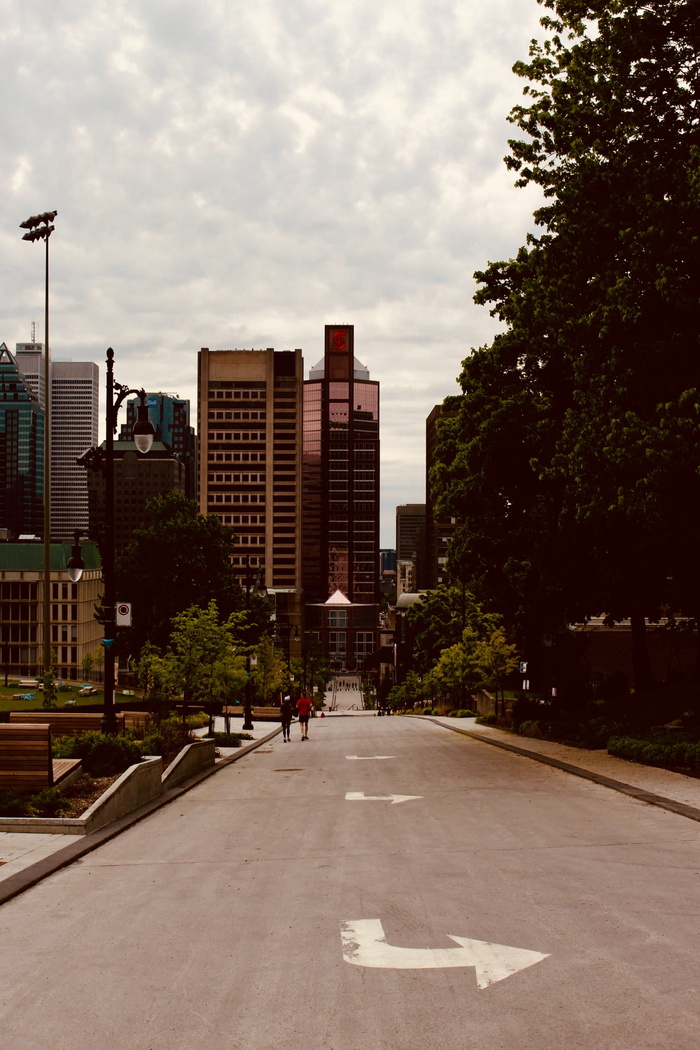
[{"x1": 303, "y1": 325, "x2": 379, "y2": 604}]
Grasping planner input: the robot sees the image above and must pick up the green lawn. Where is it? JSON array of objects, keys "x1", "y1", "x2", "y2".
[{"x1": 0, "y1": 686, "x2": 144, "y2": 713}]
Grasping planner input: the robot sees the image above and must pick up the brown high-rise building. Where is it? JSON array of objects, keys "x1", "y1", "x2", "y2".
[
  {"x1": 197, "y1": 347, "x2": 304, "y2": 635},
  {"x1": 303, "y1": 325, "x2": 380, "y2": 670}
]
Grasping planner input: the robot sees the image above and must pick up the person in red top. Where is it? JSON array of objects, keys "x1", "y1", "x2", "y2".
[{"x1": 295, "y1": 693, "x2": 313, "y2": 741}]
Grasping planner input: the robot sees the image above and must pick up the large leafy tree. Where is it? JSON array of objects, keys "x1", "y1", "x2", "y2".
[
  {"x1": 114, "y1": 493, "x2": 271, "y2": 655},
  {"x1": 435, "y1": 0, "x2": 700, "y2": 694}
]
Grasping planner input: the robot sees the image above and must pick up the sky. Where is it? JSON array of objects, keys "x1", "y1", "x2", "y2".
[{"x1": 2, "y1": 0, "x2": 546, "y2": 547}]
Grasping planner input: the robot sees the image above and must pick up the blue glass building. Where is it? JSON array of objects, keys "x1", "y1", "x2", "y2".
[{"x1": 0, "y1": 342, "x2": 44, "y2": 537}]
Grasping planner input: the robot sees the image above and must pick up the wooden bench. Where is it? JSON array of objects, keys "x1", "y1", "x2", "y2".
[
  {"x1": 223, "y1": 706, "x2": 282, "y2": 720},
  {"x1": 0, "y1": 723, "x2": 82, "y2": 792},
  {"x1": 8, "y1": 711, "x2": 126, "y2": 736},
  {"x1": 122, "y1": 710, "x2": 151, "y2": 729}
]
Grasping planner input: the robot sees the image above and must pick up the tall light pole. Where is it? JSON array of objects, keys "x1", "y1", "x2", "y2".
[
  {"x1": 20, "y1": 211, "x2": 57, "y2": 687},
  {"x1": 100, "y1": 347, "x2": 154, "y2": 733}
]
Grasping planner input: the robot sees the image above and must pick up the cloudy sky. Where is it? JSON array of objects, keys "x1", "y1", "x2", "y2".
[{"x1": 2, "y1": 0, "x2": 546, "y2": 546}]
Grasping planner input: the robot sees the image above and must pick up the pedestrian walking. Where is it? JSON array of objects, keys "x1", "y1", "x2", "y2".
[
  {"x1": 280, "y1": 695, "x2": 293, "y2": 742},
  {"x1": 295, "y1": 693, "x2": 313, "y2": 740}
]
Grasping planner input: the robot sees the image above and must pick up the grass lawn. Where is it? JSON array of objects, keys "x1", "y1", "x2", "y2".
[{"x1": 0, "y1": 686, "x2": 145, "y2": 713}]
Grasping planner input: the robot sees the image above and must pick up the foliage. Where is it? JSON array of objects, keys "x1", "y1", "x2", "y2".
[
  {"x1": 170, "y1": 600, "x2": 246, "y2": 710},
  {"x1": 432, "y1": 1, "x2": 700, "y2": 696},
  {"x1": 607, "y1": 734, "x2": 700, "y2": 773},
  {"x1": 471, "y1": 627, "x2": 520, "y2": 699},
  {"x1": 405, "y1": 586, "x2": 503, "y2": 677},
  {"x1": 250, "y1": 636, "x2": 287, "y2": 703},
  {"x1": 114, "y1": 493, "x2": 272, "y2": 655},
  {"x1": 137, "y1": 643, "x2": 181, "y2": 715},
  {"x1": 52, "y1": 732, "x2": 143, "y2": 777},
  {"x1": 210, "y1": 731, "x2": 253, "y2": 747},
  {"x1": 0, "y1": 790, "x2": 29, "y2": 817}
]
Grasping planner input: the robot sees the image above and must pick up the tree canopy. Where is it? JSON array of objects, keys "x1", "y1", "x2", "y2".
[
  {"x1": 433, "y1": 0, "x2": 700, "y2": 693},
  {"x1": 114, "y1": 492, "x2": 271, "y2": 655}
]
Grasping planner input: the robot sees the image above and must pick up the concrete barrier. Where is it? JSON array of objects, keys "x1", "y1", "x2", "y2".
[{"x1": 162, "y1": 739, "x2": 216, "y2": 791}]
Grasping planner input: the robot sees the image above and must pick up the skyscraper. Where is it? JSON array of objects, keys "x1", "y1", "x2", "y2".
[
  {"x1": 14, "y1": 342, "x2": 99, "y2": 539},
  {"x1": 0, "y1": 343, "x2": 44, "y2": 537},
  {"x1": 197, "y1": 347, "x2": 304, "y2": 634},
  {"x1": 120, "y1": 392, "x2": 197, "y2": 499},
  {"x1": 303, "y1": 325, "x2": 380, "y2": 670}
]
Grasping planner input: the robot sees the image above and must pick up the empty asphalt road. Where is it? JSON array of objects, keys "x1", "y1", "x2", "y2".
[{"x1": 1, "y1": 714, "x2": 699, "y2": 1050}]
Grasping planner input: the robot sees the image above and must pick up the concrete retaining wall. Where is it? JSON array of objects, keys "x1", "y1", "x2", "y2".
[
  {"x1": 0, "y1": 739, "x2": 219, "y2": 835},
  {"x1": 162, "y1": 739, "x2": 216, "y2": 791}
]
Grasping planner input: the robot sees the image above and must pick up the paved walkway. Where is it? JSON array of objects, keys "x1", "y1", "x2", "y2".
[
  {"x1": 429, "y1": 716, "x2": 700, "y2": 819},
  {"x1": 0, "y1": 719, "x2": 280, "y2": 885},
  {"x1": 3, "y1": 714, "x2": 700, "y2": 895}
]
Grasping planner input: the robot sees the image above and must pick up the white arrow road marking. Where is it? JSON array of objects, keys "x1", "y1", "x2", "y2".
[
  {"x1": 340, "y1": 919, "x2": 550, "y2": 989},
  {"x1": 345, "y1": 791, "x2": 422, "y2": 805},
  {"x1": 345, "y1": 755, "x2": 395, "y2": 760}
]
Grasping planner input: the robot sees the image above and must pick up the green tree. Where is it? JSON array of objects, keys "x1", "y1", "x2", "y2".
[
  {"x1": 405, "y1": 586, "x2": 502, "y2": 677},
  {"x1": 114, "y1": 493, "x2": 271, "y2": 656},
  {"x1": 435, "y1": 0, "x2": 700, "y2": 696},
  {"x1": 137, "y1": 643, "x2": 181, "y2": 717},
  {"x1": 169, "y1": 600, "x2": 242, "y2": 715},
  {"x1": 250, "y1": 636, "x2": 286, "y2": 704},
  {"x1": 472, "y1": 627, "x2": 520, "y2": 713}
]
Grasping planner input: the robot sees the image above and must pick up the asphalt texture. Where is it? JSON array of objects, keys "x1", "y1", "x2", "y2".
[{"x1": 1, "y1": 715, "x2": 699, "y2": 1050}]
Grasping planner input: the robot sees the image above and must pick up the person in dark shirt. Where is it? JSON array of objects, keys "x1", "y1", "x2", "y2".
[{"x1": 280, "y1": 695, "x2": 293, "y2": 742}]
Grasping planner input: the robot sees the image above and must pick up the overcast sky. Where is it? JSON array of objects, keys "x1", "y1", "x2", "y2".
[{"x1": 2, "y1": 0, "x2": 546, "y2": 546}]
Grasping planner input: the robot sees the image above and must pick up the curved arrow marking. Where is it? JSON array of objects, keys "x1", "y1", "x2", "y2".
[
  {"x1": 340, "y1": 919, "x2": 549, "y2": 989},
  {"x1": 345, "y1": 791, "x2": 422, "y2": 805}
]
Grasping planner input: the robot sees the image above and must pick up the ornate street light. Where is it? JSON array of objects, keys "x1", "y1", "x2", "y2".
[{"x1": 99, "y1": 347, "x2": 154, "y2": 733}]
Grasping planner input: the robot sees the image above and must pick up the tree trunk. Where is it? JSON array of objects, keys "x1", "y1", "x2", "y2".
[{"x1": 630, "y1": 611, "x2": 654, "y2": 694}]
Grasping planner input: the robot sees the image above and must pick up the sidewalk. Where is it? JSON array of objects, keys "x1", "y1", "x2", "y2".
[
  {"x1": 429, "y1": 716, "x2": 700, "y2": 822},
  {"x1": 0, "y1": 719, "x2": 280, "y2": 891}
]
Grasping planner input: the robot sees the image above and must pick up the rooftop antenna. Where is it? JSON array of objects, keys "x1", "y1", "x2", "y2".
[{"x1": 30, "y1": 321, "x2": 37, "y2": 344}]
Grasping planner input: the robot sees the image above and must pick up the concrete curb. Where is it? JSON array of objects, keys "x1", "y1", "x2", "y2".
[
  {"x1": 0, "y1": 725, "x2": 282, "y2": 908},
  {"x1": 424, "y1": 717, "x2": 700, "y2": 825}
]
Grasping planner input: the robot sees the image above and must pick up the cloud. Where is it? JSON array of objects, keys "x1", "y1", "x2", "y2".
[{"x1": 1, "y1": 0, "x2": 546, "y2": 544}]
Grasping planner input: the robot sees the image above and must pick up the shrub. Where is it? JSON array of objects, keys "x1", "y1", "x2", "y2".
[
  {"x1": 27, "y1": 788, "x2": 68, "y2": 817},
  {"x1": 422, "y1": 708, "x2": 434, "y2": 716},
  {"x1": 607, "y1": 735, "x2": 700, "y2": 772},
  {"x1": 0, "y1": 790, "x2": 29, "y2": 817},
  {"x1": 53, "y1": 732, "x2": 143, "y2": 777},
  {"x1": 456, "y1": 709, "x2": 477, "y2": 718},
  {"x1": 518, "y1": 720, "x2": 544, "y2": 738},
  {"x1": 210, "y1": 731, "x2": 253, "y2": 747},
  {"x1": 475, "y1": 714, "x2": 499, "y2": 726}
]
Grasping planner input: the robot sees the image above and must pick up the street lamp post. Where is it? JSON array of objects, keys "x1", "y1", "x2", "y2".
[
  {"x1": 20, "y1": 210, "x2": 57, "y2": 686},
  {"x1": 100, "y1": 348, "x2": 154, "y2": 734}
]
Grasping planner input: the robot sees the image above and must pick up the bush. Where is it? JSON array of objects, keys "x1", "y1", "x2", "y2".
[
  {"x1": 27, "y1": 787, "x2": 68, "y2": 817},
  {"x1": 607, "y1": 735, "x2": 700, "y2": 772},
  {"x1": 518, "y1": 720, "x2": 544, "y2": 738},
  {"x1": 136, "y1": 716, "x2": 196, "y2": 760},
  {"x1": 422, "y1": 708, "x2": 434, "y2": 716},
  {"x1": 53, "y1": 732, "x2": 143, "y2": 777},
  {"x1": 0, "y1": 790, "x2": 29, "y2": 817},
  {"x1": 475, "y1": 714, "x2": 499, "y2": 726},
  {"x1": 210, "y1": 731, "x2": 253, "y2": 747}
]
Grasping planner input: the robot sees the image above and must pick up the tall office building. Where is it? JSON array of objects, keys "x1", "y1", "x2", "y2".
[
  {"x1": 303, "y1": 325, "x2": 380, "y2": 670},
  {"x1": 120, "y1": 392, "x2": 197, "y2": 499},
  {"x1": 197, "y1": 347, "x2": 304, "y2": 633},
  {"x1": 0, "y1": 343, "x2": 44, "y2": 537},
  {"x1": 82, "y1": 441, "x2": 186, "y2": 553},
  {"x1": 14, "y1": 342, "x2": 99, "y2": 539}
]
